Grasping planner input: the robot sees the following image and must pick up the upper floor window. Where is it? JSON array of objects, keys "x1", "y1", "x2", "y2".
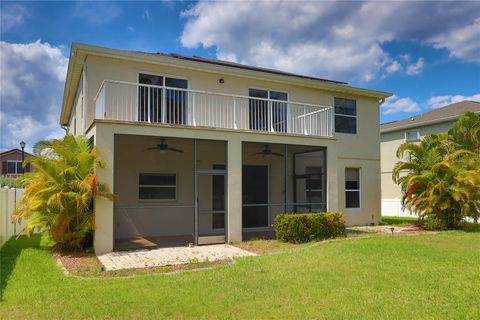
[
  {"x1": 249, "y1": 89, "x2": 288, "y2": 132},
  {"x1": 138, "y1": 74, "x2": 188, "y2": 124},
  {"x1": 405, "y1": 129, "x2": 420, "y2": 141},
  {"x1": 334, "y1": 97, "x2": 357, "y2": 134}
]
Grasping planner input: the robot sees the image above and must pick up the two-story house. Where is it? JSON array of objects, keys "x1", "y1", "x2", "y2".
[
  {"x1": 380, "y1": 100, "x2": 480, "y2": 217},
  {"x1": 60, "y1": 43, "x2": 392, "y2": 253}
]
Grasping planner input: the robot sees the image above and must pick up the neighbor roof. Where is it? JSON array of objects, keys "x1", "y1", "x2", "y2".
[
  {"x1": 0, "y1": 149, "x2": 34, "y2": 157},
  {"x1": 60, "y1": 42, "x2": 392, "y2": 126},
  {"x1": 380, "y1": 100, "x2": 480, "y2": 133}
]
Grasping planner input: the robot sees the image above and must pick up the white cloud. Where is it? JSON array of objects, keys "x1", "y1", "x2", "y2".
[
  {"x1": 428, "y1": 18, "x2": 480, "y2": 63},
  {"x1": 427, "y1": 93, "x2": 480, "y2": 109},
  {"x1": 142, "y1": 9, "x2": 151, "y2": 22},
  {"x1": 400, "y1": 53, "x2": 412, "y2": 62},
  {"x1": 0, "y1": 41, "x2": 67, "y2": 151},
  {"x1": 406, "y1": 57, "x2": 425, "y2": 75},
  {"x1": 386, "y1": 60, "x2": 402, "y2": 74},
  {"x1": 0, "y1": 3, "x2": 27, "y2": 33},
  {"x1": 73, "y1": 2, "x2": 121, "y2": 25},
  {"x1": 180, "y1": 1, "x2": 480, "y2": 82},
  {"x1": 381, "y1": 95, "x2": 421, "y2": 115}
]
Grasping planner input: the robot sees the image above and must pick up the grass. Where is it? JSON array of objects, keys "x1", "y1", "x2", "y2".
[
  {"x1": 1, "y1": 232, "x2": 480, "y2": 319},
  {"x1": 233, "y1": 238, "x2": 312, "y2": 254},
  {"x1": 380, "y1": 216, "x2": 419, "y2": 225}
]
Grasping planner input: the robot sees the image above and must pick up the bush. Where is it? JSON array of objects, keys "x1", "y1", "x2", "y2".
[
  {"x1": 274, "y1": 212, "x2": 346, "y2": 243},
  {"x1": 457, "y1": 221, "x2": 480, "y2": 233},
  {"x1": 0, "y1": 175, "x2": 19, "y2": 188},
  {"x1": 420, "y1": 215, "x2": 448, "y2": 231}
]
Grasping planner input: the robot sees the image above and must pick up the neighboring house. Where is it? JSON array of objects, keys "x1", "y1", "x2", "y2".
[
  {"x1": 0, "y1": 149, "x2": 33, "y2": 177},
  {"x1": 60, "y1": 43, "x2": 392, "y2": 253},
  {"x1": 380, "y1": 100, "x2": 480, "y2": 217}
]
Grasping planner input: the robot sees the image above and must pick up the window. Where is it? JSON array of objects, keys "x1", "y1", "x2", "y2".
[
  {"x1": 345, "y1": 168, "x2": 360, "y2": 209},
  {"x1": 405, "y1": 129, "x2": 420, "y2": 141},
  {"x1": 6, "y1": 161, "x2": 23, "y2": 174},
  {"x1": 138, "y1": 74, "x2": 188, "y2": 124},
  {"x1": 249, "y1": 89, "x2": 288, "y2": 132},
  {"x1": 334, "y1": 97, "x2": 357, "y2": 134},
  {"x1": 139, "y1": 173, "x2": 176, "y2": 200}
]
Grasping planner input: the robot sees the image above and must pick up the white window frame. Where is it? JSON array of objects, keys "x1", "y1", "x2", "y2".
[
  {"x1": 334, "y1": 97, "x2": 358, "y2": 135},
  {"x1": 138, "y1": 173, "x2": 177, "y2": 202},
  {"x1": 405, "y1": 129, "x2": 420, "y2": 142},
  {"x1": 345, "y1": 167, "x2": 361, "y2": 210},
  {"x1": 6, "y1": 160, "x2": 23, "y2": 174}
]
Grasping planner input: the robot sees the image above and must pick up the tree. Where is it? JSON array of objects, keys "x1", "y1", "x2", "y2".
[
  {"x1": 393, "y1": 112, "x2": 480, "y2": 228},
  {"x1": 13, "y1": 134, "x2": 114, "y2": 249}
]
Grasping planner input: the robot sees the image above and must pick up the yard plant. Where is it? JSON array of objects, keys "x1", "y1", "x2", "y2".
[
  {"x1": 13, "y1": 134, "x2": 113, "y2": 249},
  {"x1": 393, "y1": 112, "x2": 480, "y2": 228},
  {"x1": 0, "y1": 175, "x2": 18, "y2": 188},
  {"x1": 274, "y1": 212, "x2": 345, "y2": 243}
]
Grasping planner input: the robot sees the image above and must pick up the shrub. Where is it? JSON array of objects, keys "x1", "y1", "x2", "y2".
[
  {"x1": 274, "y1": 212, "x2": 346, "y2": 243},
  {"x1": 420, "y1": 215, "x2": 448, "y2": 231},
  {"x1": 0, "y1": 175, "x2": 19, "y2": 188},
  {"x1": 457, "y1": 221, "x2": 480, "y2": 233}
]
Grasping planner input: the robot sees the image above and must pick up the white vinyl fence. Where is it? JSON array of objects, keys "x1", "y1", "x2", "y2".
[
  {"x1": 381, "y1": 198, "x2": 420, "y2": 218},
  {"x1": 0, "y1": 187, "x2": 26, "y2": 248}
]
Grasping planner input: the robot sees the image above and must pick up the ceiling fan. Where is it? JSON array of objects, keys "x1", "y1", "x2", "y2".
[
  {"x1": 251, "y1": 145, "x2": 283, "y2": 157},
  {"x1": 146, "y1": 138, "x2": 184, "y2": 153}
]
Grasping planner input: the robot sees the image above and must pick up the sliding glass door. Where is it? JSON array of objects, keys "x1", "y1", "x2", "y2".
[{"x1": 138, "y1": 73, "x2": 188, "y2": 124}]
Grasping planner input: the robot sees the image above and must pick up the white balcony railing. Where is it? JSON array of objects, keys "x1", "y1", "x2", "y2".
[{"x1": 94, "y1": 80, "x2": 334, "y2": 137}]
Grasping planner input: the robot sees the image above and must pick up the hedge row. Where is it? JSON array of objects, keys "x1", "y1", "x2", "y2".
[{"x1": 274, "y1": 212, "x2": 346, "y2": 243}]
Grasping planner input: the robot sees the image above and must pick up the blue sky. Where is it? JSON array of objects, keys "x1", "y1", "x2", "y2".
[{"x1": 1, "y1": 1, "x2": 479, "y2": 151}]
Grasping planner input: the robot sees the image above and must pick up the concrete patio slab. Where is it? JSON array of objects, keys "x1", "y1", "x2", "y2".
[{"x1": 97, "y1": 244, "x2": 256, "y2": 271}]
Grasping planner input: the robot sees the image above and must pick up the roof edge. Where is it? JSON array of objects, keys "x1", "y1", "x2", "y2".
[{"x1": 380, "y1": 110, "x2": 480, "y2": 133}]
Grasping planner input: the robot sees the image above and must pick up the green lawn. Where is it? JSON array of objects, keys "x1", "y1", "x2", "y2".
[
  {"x1": 380, "y1": 216, "x2": 419, "y2": 225},
  {"x1": 1, "y1": 232, "x2": 479, "y2": 319}
]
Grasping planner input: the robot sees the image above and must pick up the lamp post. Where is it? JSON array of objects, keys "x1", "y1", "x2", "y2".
[{"x1": 19, "y1": 141, "x2": 26, "y2": 174}]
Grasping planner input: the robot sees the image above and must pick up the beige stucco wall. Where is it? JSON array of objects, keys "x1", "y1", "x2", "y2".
[
  {"x1": 77, "y1": 55, "x2": 383, "y2": 253},
  {"x1": 380, "y1": 121, "x2": 455, "y2": 200},
  {"x1": 91, "y1": 118, "x2": 380, "y2": 253}
]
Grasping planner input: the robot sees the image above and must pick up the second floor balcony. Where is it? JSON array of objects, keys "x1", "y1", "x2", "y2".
[{"x1": 94, "y1": 80, "x2": 334, "y2": 137}]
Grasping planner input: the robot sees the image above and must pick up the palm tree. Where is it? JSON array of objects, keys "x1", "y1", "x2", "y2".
[
  {"x1": 447, "y1": 111, "x2": 480, "y2": 152},
  {"x1": 393, "y1": 112, "x2": 480, "y2": 227},
  {"x1": 13, "y1": 134, "x2": 114, "y2": 249}
]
